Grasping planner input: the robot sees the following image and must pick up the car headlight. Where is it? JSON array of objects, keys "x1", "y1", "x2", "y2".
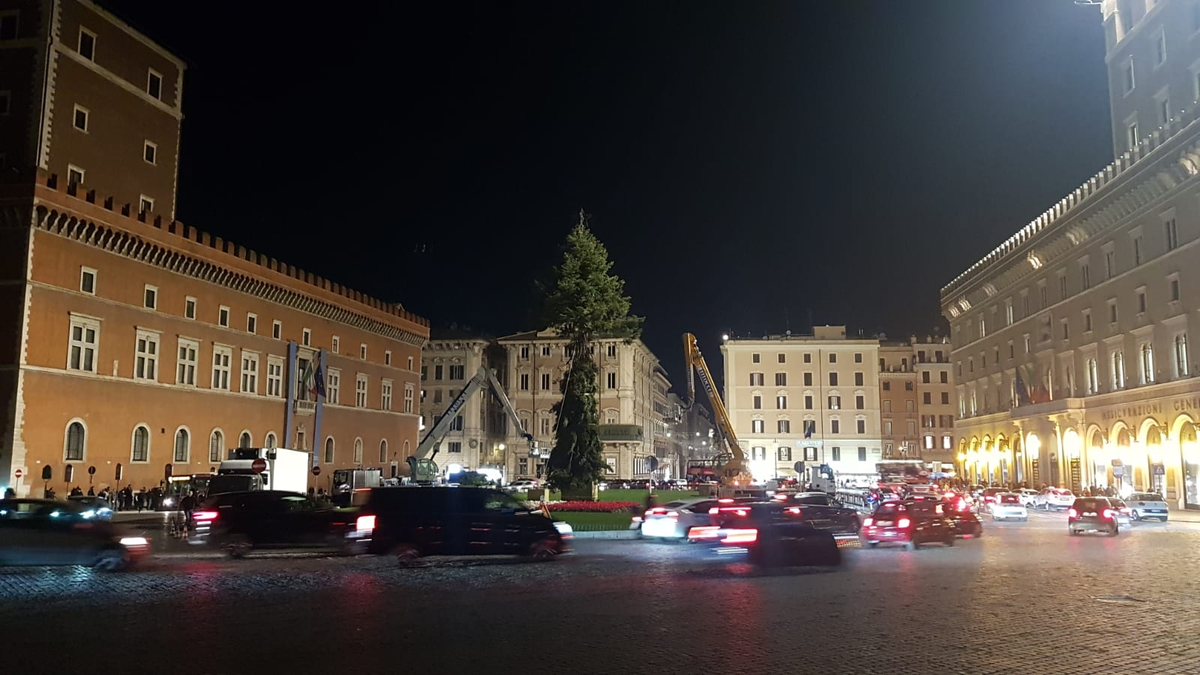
[
  {"x1": 553, "y1": 521, "x2": 573, "y2": 536},
  {"x1": 162, "y1": 497, "x2": 175, "y2": 507},
  {"x1": 82, "y1": 510, "x2": 96, "y2": 519},
  {"x1": 119, "y1": 536, "x2": 148, "y2": 547}
]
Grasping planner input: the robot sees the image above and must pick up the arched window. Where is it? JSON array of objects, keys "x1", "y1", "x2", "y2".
[
  {"x1": 324, "y1": 437, "x2": 335, "y2": 464},
  {"x1": 209, "y1": 430, "x2": 224, "y2": 463},
  {"x1": 379, "y1": 439, "x2": 388, "y2": 464},
  {"x1": 65, "y1": 421, "x2": 86, "y2": 461},
  {"x1": 353, "y1": 438, "x2": 364, "y2": 465},
  {"x1": 239, "y1": 431, "x2": 252, "y2": 449},
  {"x1": 265, "y1": 432, "x2": 277, "y2": 449},
  {"x1": 131, "y1": 425, "x2": 150, "y2": 462},
  {"x1": 174, "y1": 428, "x2": 190, "y2": 463}
]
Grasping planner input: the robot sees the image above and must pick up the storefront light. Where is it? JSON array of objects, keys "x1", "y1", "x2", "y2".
[{"x1": 1026, "y1": 434, "x2": 1041, "y2": 460}]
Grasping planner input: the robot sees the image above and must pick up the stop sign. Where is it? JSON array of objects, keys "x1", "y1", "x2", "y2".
[
  {"x1": 14, "y1": 468, "x2": 22, "y2": 479},
  {"x1": 251, "y1": 458, "x2": 268, "y2": 473},
  {"x1": 311, "y1": 466, "x2": 321, "y2": 476}
]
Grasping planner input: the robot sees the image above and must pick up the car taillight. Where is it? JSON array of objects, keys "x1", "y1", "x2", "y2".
[
  {"x1": 1102, "y1": 509, "x2": 1115, "y2": 519},
  {"x1": 1067, "y1": 508, "x2": 1078, "y2": 518},
  {"x1": 957, "y1": 499, "x2": 968, "y2": 511},
  {"x1": 193, "y1": 510, "x2": 218, "y2": 522},
  {"x1": 355, "y1": 514, "x2": 376, "y2": 533},
  {"x1": 721, "y1": 528, "x2": 758, "y2": 544},
  {"x1": 708, "y1": 507, "x2": 719, "y2": 515},
  {"x1": 897, "y1": 518, "x2": 911, "y2": 529},
  {"x1": 666, "y1": 511, "x2": 679, "y2": 518},
  {"x1": 631, "y1": 516, "x2": 642, "y2": 523},
  {"x1": 786, "y1": 507, "x2": 801, "y2": 515},
  {"x1": 717, "y1": 498, "x2": 734, "y2": 503},
  {"x1": 688, "y1": 526, "x2": 720, "y2": 540},
  {"x1": 862, "y1": 517, "x2": 873, "y2": 527}
]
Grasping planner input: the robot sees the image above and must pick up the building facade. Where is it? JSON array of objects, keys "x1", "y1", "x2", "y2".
[
  {"x1": 419, "y1": 331, "x2": 508, "y2": 476},
  {"x1": 878, "y1": 337, "x2": 956, "y2": 472},
  {"x1": 0, "y1": 0, "x2": 184, "y2": 219},
  {"x1": 879, "y1": 343, "x2": 919, "y2": 461},
  {"x1": 497, "y1": 330, "x2": 670, "y2": 481},
  {"x1": 721, "y1": 326, "x2": 883, "y2": 484},
  {"x1": 943, "y1": 0, "x2": 1200, "y2": 507}
]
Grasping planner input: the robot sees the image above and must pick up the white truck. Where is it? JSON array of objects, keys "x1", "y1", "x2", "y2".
[{"x1": 207, "y1": 448, "x2": 311, "y2": 495}]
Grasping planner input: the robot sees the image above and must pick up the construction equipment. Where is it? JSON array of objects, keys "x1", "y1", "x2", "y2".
[
  {"x1": 405, "y1": 366, "x2": 535, "y2": 483},
  {"x1": 682, "y1": 333, "x2": 753, "y2": 491}
]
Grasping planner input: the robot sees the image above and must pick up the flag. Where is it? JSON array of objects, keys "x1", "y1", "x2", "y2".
[
  {"x1": 1014, "y1": 368, "x2": 1030, "y2": 407},
  {"x1": 299, "y1": 357, "x2": 314, "y2": 396},
  {"x1": 803, "y1": 420, "x2": 814, "y2": 439},
  {"x1": 311, "y1": 351, "x2": 326, "y2": 399}
]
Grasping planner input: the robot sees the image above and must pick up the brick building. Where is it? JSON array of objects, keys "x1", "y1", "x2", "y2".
[{"x1": 0, "y1": 0, "x2": 428, "y2": 496}]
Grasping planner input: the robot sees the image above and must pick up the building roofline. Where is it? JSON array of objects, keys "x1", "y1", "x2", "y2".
[{"x1": 79, "y1": 0, "x2": 187, "y2": 70}]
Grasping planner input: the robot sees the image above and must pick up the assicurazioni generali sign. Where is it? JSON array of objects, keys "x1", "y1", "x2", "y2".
[{"x1": 1100, "y1": 395, "x2": 1200, "y2": 422}]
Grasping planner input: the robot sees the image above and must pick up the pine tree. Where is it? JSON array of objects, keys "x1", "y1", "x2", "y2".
[{"x1": 542, "y1": 212, "x2": 643, "y2": 495}]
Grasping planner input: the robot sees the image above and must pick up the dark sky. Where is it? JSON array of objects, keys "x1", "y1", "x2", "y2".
[{"x1": 102, "y1": 0, "x2": 1113, "y2": 384}]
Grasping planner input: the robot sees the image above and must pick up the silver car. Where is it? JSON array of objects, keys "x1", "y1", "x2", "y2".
[
  {"x1": 639, "y1": 498, "x2": 757, "y2": 540},
  {"x1": 1126, "y1": 492, "x2": 1169, "y2": 521},
  {"x1": 990, "y1": 493, "x2": 1028, "y2": 521}
]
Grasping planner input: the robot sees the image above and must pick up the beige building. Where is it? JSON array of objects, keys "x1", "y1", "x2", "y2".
[
  {"x1": 419, "y1": 330, "x2": 508, "y2": 476},
  {"x1": 913, "y1": 337, "x2": 956, "y2": 471},
  {"x1": 879, "y1": 343, "x2": 919, "y2": 461},
  {"x1": 496, "y1": 330, "x2": 671, "y2": 480},
  {"x1": 721, "y1": 326, "x2": 883, "y2": 484},
  {"x1": 943, "y1": 0, "x2": 1200, "y2": 507}
]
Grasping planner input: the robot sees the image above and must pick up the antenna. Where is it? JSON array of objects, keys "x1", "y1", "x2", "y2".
[{"x1": 784, "y1": 307, "x2": 791, "y2": 334}]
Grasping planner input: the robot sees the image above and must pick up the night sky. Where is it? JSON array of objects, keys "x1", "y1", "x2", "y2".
[{"x1": 101, "y1": 0, "x2": 1114, "y2": 383}]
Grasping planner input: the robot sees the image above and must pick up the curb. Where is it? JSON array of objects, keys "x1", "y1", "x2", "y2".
[{"x1": 572, "y1": 530, "x2": 640, "y2": 540}]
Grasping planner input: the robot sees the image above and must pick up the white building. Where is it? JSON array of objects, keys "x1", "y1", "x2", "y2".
[
  {"x1": 943, "y1": 0, "x2": 1200, "y2": 507},
  {"x1": 721, "y1": 326, "x2": 883, "y2": 484},
  {"x1": 420, "y1": 331, "x2": 507, "y2": 476}
]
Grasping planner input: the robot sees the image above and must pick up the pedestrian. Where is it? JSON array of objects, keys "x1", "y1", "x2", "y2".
[
  {"x1": 70, "y1": 485, "x2": 83, "y2": 496},
  {"x1": 3, "y1": 487, "x2": 14, "y2": 499},
  {"x1": 87, "y1": 485, "x2": 95, "y2": 496},
  {"x1": 136, "y1": 489, "x2": 145, "y2": 512}
]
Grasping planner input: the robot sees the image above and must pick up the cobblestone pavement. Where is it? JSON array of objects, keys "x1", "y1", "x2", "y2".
[{"x1": 4, "y1": 514, "x2": 1200, "y2": 674}]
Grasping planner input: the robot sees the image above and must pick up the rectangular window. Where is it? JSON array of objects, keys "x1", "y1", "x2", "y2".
[
  {"x1": 67, "y1": 315, "x2": 99, "y2": 372},
  {"x1": 541, "y1": 372, "x2": 552, "y2": 390},
  {"x1": 404, "y1": 383, "x2": 414, "y2": 413},
  {"x1": 829, "y1": 353, "x2": 837, "y2": 364},
  {"x1": 385, "y1": 351, "x2": 392, "y2": 366},
  {"x1": 519, "y1": 346, "x2": 530, "y2": 361},
  {"x1": 382, "y1": 380, "x2": 393, "y2": 410},
  {"x1": 327, "y1": 368, "x2": 340, "y2": 404},
  {"x1": 606, "y1": 344, "x2": 616, "y2": 358},
  {"x1": 884, "y1": 420, "x2": 893, "y2": 435},
  {"x1": 211, "y1": 346, "x2": 232, "y2": 390},
  {"x1": 143, "y1": 285, "x2": 157, "y2": 309},
  {"x1": 1081, "y1": 264, "x2": 1091, "y2": 289},
  {"x1": 1170, "y1": 277, "x2": 1181, "y2": 302},
  {"x1": 176, "y1": 338, "x2": 198, "y2": 385},
  {"x1": 1124, "y1": 57, "x2": 1135, "y2": 94},
  {"x1": 941, "y1": 392, "x2": 950, "y2": 404},
  {"x1": 1155, "y1": 29, "x2": 1167, "y2": 66},
  {"x1": 752, "y1": 420, "x2": 764, "y2": 434},
  {"x1": 750, "y1": 372, "x2": 764, "y2": 386},
  {"x1": 832, "y1": 447, "x2": 841, "y2": 462},
  {"x1": 520, "y1": 373, "x2": 530, "y2": 390},
  {"x1": 803, "y1": 372, "x2": 813, "y2": 386},
  {"x1": 855, "y1": 394, "x2": 865, "y2": 409},
  {"x1": 434, "y1": 365, "x2": 443, "y2": 380},
  {"x1": 803, "y1": 353, "x2": 812, "y2": 363},
  {"x1": 1166, "y1": 217, "x2": 1179, "y2": 250},
  {"x1": 753, "y1": 395, "x2": 762, "y2": 410},
  {"x1": 331, "y1": 336, "x2": 339, "y2": 354},
  {"x1": 607, "y1": 372, "x2": 618, "y2": 389},
  {"x1": 943, "y1": 435, "x2": 953, "y2": 450},
  {"x1": 804, "y1": 395, "x2": 813, "y2": 410},
  {"x1": 828, "y1": 395, "x2": 841, "y2": 409},
  {"x1": 67, "y1": 164, "x2": 84, "y2": 186},
  {"x1": 1159, "y1": 95, "x2": 1171, "y2": 126},
  {"x1": 359, "y1": 343, "x2": 366, "y2": 359},
  {"x1": 267, "y1": 356, "x2": 284, "y2": 397},
  {"x1": 540, "y1": 418, "x2": 551, "y2": 435},
  {"x1": 73, "y1": 104, "x2": 88, "y2": 132},
  {"x1": 240, "y1": 352, "x2": 259, "y2": 394},
  {"x1": 1084, "y1": 310, "x2": 1093, "y2": 333},
  {"x1": 218, "y1": 306, "x2": 230, "y2": 327},
  {"x1": 1039, "y1": 284, "x2": 1048, "y2": 309},
  {"x1": 356, "y1": 374, "x2": 368, "y2": 407},
  {"x1": 78, "y1": 27, "x2": 95, "y2": 60},
  {"x1": 752, "y1": 353, "x2": 761, "y2": 363},
  {"x1": 775, "y1": 372, "x2": 787, "y2": 386},
  {"x1": 1128, "y1": 120, "x2": 1139, "y2": 150},
  {"x1": 0, "y1": 11, "x2": 17, "y2": 40},
  {"x1": 777, "y1": 420, "x2": 790, "y2": 434},
  {"x1": 133, "y1": 330, "x2": 159, "y2": 381},
  {"x1": 80, "y1": 267, "x2": 96, "y2": 294},
  {"x1": 447, "y1": 441, "x2": 462, "y2": 454},
  {"x1": 778, "y1": 447, "x2": 792, "y2": 462},
  {"x1": 1059, "y1": 273, "x2": 1068, "y2": 299},
  {"x1": 923, "y1": 392, "x2": 932, "y2": 405},
  {"x1": 882, "y1": 381, "x2": 891, "y2": 391},
  {"x1": 1005, "y1": 300, "x2": 1014, "y2": 325},
  {"x1": 1061, "y1": 319, "x2": 1070, "y2": 341},
  {"x1": 246, "y1": 313, "x2": 257, "y2": 334},
  {"x1": 272, "y1": 320, "x2": 281, "y2": 339},
  {"x1": 828, "y1": 372, "x2": 838, "y2": 386},
  {"x1": 1133, "y1": 235, "x2": 1142, "y2": 266},
  {"x1": 777, "y1": 353, "x2": 786, "y2": 363},
  {"x1": 1137, "y1": 290, "x2": 1147, "y2": 314},
  {"x1": 301, "y1": 328, "x2": 311, "y2": 346},
  {"x1": 941, "y1": 372, "x2": 948, "y2": 383},
  {"x1": 858, "y1": 447, "x2": 867, "y2": 462},
  {"x1": 139, "y1": 195, "x2": 154, "y2": 214},
  {"x1": 1175, "y1": 334, "x2": 1190, "y2": 378},
  {"x1": 143, "y1": 140, "x2": 157, "y2": 165},
  {"x1": 449, "y1": 364, "x2": 464, "y2": 380},
  {"x1": 854, "y1": 371, "x2": 864, "y2": 386},
  {"x1": 147, "y1": 69, "x2": 162, "y2": 100},
  {"x1": 1109, "y1": 300, "x2": 1119, "y2": 324},
  {"x1": 856, "y1": 419, "x2": 866, "y2": 434},
  {"x1": 776, "y1": 395, "x2": 787, "y2": 409}
]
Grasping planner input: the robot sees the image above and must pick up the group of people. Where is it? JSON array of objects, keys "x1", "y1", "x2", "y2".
[{"x1": 56, "y1": 484, "x2": 176, "y2": 511}]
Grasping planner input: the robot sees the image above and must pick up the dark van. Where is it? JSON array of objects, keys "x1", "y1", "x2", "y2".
[{"x1": 351, "y1": 487, "x2": 570, "y2": 565}]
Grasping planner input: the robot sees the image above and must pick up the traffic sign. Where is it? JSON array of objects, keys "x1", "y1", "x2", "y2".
[
  {"x1": 14, "y1": 468, "x2": 22, "y2": 479},
  {"x1": 1153, "y1": 464, "x2": 1166, "y2": 477},
  {"x1": 251, "y1": 458, "x2": 268, "y2": 474},
  {"x1": 87, "y1": 465, "x2": 96, "y2": 476},
  {"x1": 793, "y1": 461, "x2": 805, "y2": 473},
  {"x1": 311, "y1": 465, "x2": 321, "y2": 476}
]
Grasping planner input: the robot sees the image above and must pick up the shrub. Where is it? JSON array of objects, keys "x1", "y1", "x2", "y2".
[{"x1": 546, "y1": 500, "x2": 639, "y2": 513}]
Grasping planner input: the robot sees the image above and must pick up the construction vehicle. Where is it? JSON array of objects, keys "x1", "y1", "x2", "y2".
[
  {"x1": 405, "y1": 366, "x2": 535, "y2": 483},
  {"x1": 331, "y1": 468, "x2": 383, "y2": 506},
  {"x1": 208, "y1": 448, "x2": 310, "y2": 495},
  {"x1": 682, "y1": 333, "x2": 754, "y2": 493}
]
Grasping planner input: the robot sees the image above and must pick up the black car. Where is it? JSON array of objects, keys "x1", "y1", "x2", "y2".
[
  {"x1": 351, "y1": 487, "x2": 570, "y2": 565},
  {"x1": 1068, "y1": 497, "x2": 1120, "y2": 536},
  {"x1": 938, "y1": 497, "x2": 983, "y2": 538},
  {"x1": 688, "y1": 501, "x2": 841, "y2": 567},
  {"x1": 774, "y1": 493, "x2": 861, "y2": 536},
  {"x1": 0, "y1": 499, "x2": 148, "y2": 570},
  {"x1": 189, "y1": 490, "x2": 358, "y2": 558}
]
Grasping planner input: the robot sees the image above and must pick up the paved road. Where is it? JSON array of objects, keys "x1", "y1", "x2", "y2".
[{"x1": 3, "y1": 512, "x2": 1200, "y2": 674}]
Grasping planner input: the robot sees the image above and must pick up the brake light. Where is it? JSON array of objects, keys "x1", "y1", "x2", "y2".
[
  {"x1": 863, "y1": 517, "x2": 873, "y2": 527},
  {"x1": 773, "y1": 494, "x2": 788, "y2": 501},
  {"x1": 687, "y1": 526, "x2": 720, "y2": 540},
  {"x1": 1067, "y1": 508, "x2": 1078, "y2": 518},
  {"x1": 631, "y1": 516, "x2": 643, "y2": 523},
  {"x1": 193, "y1": 510, "x2": 218, "y2": 522},
  {"x1": 717, "y1": 498, "x2": 734, "y2": 503},
  {"x1": 1102, "y1": 509, "x2": 1115, "y2": 519},
  {"x1": 786, "y1": 507, "x2": 801, "y2": 515},
  {"x1": 708, "y1": 507, "x2": 719, "y2": 515},
  {"x1": 897, "y1": 518, "x2": 911, "y2": 529},
  {"x1": 721, "y1": 528, "x2": 758, "y2": 544},
  {"x1": 666, "y1": 511, "x2": 679, "y2": 518},
  {"x1": 957, "y1": 499, "x2": 968, "y2": 511},
  {"x1": 355, "y1": 514, "x2": 376, "y2": 533}
]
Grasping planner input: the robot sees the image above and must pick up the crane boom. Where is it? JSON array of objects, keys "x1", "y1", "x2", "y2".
[
  {"x1": 408, "y1": 366, "x2": 535, "y2": 482},
  {"x1": 682, "y1": 333, "x2": 749, "y2": 484}
]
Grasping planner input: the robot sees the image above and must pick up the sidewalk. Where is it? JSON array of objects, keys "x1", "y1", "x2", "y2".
[{"x1": 1166, "y1": 508, "x2": 1200, "y2": 523}]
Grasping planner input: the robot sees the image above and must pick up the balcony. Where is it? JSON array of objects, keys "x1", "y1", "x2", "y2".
[
  {"x1": 598, "y1": 424, "x2": 643, "y2": 442},
  {"x1": 294, "y1": 399, "x2": 316, "y2": 416}
]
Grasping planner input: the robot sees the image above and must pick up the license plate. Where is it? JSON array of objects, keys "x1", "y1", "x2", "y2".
[
  {"x1": 876, "y1": 520, "x2": 892, "y2": 527},
  {"x1": 1083, "y1": 512, "x2": 1096, "y2": 517}
]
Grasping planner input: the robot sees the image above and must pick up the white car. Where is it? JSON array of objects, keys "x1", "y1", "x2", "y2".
[
  {"x1": 1034, "y1": 488, "x2": 1075, "y2": 510},
  {"x1": 1126, "y1": 492, "x2": 1170, "y2": 521},
  {"x1": 638, "y1": 498, "x2": 747, "y2": 540},
  {"x1": 990, "y1": 493, "x2": 1028, "y2": 521},
  {"x1": 505, "y1": 479, "x2": 539, "y2": 493},
  {"x1": 1015, "y1": 489, "x2": 1039, "y2": 508}
]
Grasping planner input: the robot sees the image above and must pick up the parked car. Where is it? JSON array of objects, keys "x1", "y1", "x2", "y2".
[
  {"x1": 504, "y1": 479, "x2": 540, "y2": 493},
  {"x1": 860, "y1": 500, "x2": 956, "y2": 550},
  {"x1": 1068, "y1": 497, "x2": 1120, "y2": 536},
  {"x1": 1016, "y1": 489, "x2": 1040, "y2": 508},
  {"x1": 67, "y1": 495, "x2": 115, "y2": 521},
  {"x1": 0, "y1": 499, "x2": 148, "y2": 570},
  {"x1": 351, "y1": 487, "x2": 570, "y2": 564},
  {"x1": 1034, "y1": 488, "x2": 1075, "y2": 511},
  {"x1": 990, "y1": 493, "x2": 1029, "y2": 522},
  {"x1": 189, "y1": 490, "x2": 358, "y2": 558},
  {"x1": 606, "y1": 480, "x2": 631, "y2": 490},
  {"x1": 1126, "y1": 492, "x2": 1169, "y2": 521},
  {"x1": 687, "y1": 501, "x2": 842, "y2": 567}
]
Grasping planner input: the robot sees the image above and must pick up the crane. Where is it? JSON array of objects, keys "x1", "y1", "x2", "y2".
[
  {"x1": 682, "y1": 333, "x2": 752, "y2": 488},
  {"x1": 406, "y1": 366, "x2": 535, "y2": 483}
]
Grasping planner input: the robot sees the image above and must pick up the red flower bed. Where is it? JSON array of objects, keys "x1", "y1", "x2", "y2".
[{"x1": 547, "y1": 501, "x2": 639, "y2": 513}]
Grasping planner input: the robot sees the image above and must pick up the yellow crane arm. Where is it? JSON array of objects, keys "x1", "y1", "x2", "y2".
[{"x1": 682, "y1": 333, "x2": 746, "y2": 475}]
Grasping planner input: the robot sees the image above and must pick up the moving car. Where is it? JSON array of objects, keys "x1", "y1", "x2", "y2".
[
  {"x1": 1108, "y1": 498, "x2": 1132, "y2": 527},
  {"x1": 351, "y1": 487, "x2": 570, "y2": 564},
  {"x1": 990, "y1": 493, "x2": 1028, "y2": 522},
  {"x1": 1126, "y1": 492, "x2": 1169, "y2": 521},
  {"x1": 687, "y1": 501, "x2": 841, "y2": 567},
  {"x1": 772, "y1": 495, "x2": 861, "y2": 537},
  {"x1": 1068, "y1": 497, "x2": 1120, "y2": 536},
  {"x1": 189, "y1": 490, "x2": 358, "y2": 558},
  {"x1": 861, "y1": 500, "x2": 955, "y2": 550},
  {"x1": 504, "y1": 479, "x2": 539, "y2": 493},
  {"x1": 639, "y1": 498, "x2": 730, "y2": 540},
  {"x1": 1034, "y1": 488, "x2": 1075, "y2": 511},
  {"x1": 940, "y1": 499, "x2": 983, "y2": 538},
  {"x1": 67, "y1": 495, "x2": 115, "y2": 521},
  {"x1": 980, "y1": 487, "x2": 1007, "y2": 510},
  {"x1": 0, "y1": 499, "x2": 148, "y2": 570}
]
